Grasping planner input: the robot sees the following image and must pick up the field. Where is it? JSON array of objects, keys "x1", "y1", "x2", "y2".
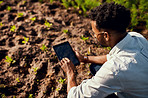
[{"x1": 0, "y1": 0, "x2": 148, "y2": 98}]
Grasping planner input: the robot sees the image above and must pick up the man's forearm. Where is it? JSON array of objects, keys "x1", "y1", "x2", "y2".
[
  {"x1": 67, "y1": 72, "x2": 77, "y2": 93},
  {"x1": 85, "y1": 55, "x2": 107, "y2": 65}
]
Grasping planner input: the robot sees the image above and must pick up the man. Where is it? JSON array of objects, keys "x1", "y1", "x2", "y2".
[{"x1": 59, "y1": 2, "x2": 148, "y2": 98}]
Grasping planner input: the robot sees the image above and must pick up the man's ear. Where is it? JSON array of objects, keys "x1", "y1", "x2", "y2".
[{"x1": 104, "y1": 32, "x2": 110, "y2": 41}]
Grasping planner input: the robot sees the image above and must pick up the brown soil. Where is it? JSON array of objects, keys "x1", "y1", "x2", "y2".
[{"x1": 0, "y1": 0, "x2": 147, "y2": 98}]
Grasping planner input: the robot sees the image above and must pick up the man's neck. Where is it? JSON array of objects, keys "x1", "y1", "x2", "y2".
[{"x1": 110, "y1": 32, "x2": 127, "y2": 48}]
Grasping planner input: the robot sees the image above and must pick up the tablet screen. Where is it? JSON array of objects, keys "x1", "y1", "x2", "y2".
[{"x1": 53, "y1": 41, "x2": 80, "y2": 66}]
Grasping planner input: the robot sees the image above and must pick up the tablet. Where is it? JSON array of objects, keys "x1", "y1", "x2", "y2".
[{"x1": 53, "y1": 41, "x2": 80, "y2": 66}]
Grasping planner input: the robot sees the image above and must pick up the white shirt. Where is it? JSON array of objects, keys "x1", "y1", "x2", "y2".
[{"x1": 68, "y1": 32, "x2": 148, "y2": 98}]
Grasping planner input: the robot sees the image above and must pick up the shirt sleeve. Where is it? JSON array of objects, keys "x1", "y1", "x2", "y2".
[
  {"x1": 67, "y1": 61, "x2": 123, "y2": 98},
  {"x1": 106, "y1": 54, "x2": 110, "y2": 61}
]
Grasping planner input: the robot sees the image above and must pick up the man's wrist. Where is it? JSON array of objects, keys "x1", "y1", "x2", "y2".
[
  {"x1": 83, "y1": 56, "x2": 88, "y2": 63},
  {"x1": 67, "y1": 71, "x2": 76, "y2": 80},
  {"x1": 66, "y1": 70, "x2": 75, "y2": 77},
  {"x1": 66, "y1": 70, "x2": 77, "y2": 93}
]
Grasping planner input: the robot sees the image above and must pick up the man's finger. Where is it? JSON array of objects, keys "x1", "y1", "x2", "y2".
[
  {"x1": 74, "y1": 47, "x2": 78, "y2": 51},
  {"x1": 65, "y1": 58, "x2": 70, "y2": 63},
  {"x1": 59, "y1": 62, "x2": 62, "y2": 66},
  {"x1": 61, "y1": 59, "x2": 65, "y2": 64}
]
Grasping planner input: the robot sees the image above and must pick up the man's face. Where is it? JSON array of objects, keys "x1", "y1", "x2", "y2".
[{"x1": 91, "y1": 21, "x2": 108, "y2": 47}]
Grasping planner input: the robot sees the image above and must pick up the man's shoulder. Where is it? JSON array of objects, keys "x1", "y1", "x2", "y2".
[
  {"x1": 128, "y1": 32, "x2": 144, "y2": 37},
  {"x1": 104, "y1": 53, "x2": 136, "y2": 71},
  {"x1": 128, "y1": 32, "x2": 148, "y2": 44},
  {"x1": 105, "y1": 49, "x2": 148, "y2": 72}
]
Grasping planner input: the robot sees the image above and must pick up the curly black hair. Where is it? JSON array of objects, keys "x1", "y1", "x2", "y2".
[{"x1": 89, "y1": 2, "x2": 131, "y2": 33}]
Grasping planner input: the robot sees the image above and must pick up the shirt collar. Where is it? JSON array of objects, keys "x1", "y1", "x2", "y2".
[{"x1": 109, "y1": 33, "x2": 131, "y2": 56}]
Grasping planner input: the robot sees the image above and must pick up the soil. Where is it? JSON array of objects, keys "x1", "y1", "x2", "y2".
[{"x1": 0, "y1": 0, "x2": 148, "y2": 98}]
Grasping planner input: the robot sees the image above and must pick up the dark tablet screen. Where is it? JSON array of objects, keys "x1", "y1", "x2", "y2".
[{"x1": 53, "y1": 41, "x2": 80, "y2": 66}]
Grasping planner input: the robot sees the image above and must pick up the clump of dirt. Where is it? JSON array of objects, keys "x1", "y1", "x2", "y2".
[
  {"x1": 0, "y1": 0, "x2": 147, "y2": 98},
  {"x1": 0, "y1": 0, "x2": 109, "y2": 97}
]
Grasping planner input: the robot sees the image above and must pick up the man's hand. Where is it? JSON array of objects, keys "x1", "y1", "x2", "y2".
[
  {"x1": 74, "y1": 49, "x2": 107, "y2": 64},
  {"x1": 74, "y1": 50, "x2": 85, "y2": 62},
  {"x1": 59, "y1": 58, "x2": 77, "y2": 93},
  {"x1": 60, "y1": 58, "x2": 75, "y2": 75}
]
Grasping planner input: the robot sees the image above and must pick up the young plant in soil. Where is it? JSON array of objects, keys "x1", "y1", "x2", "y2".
[
  {"x1": 13, "y1": 96, "x2": 16, "y2": 98},
  {"x1": 37, "y1": 79, "x2": 39, "y2": 82},
  {"x1": 0, "y1": 1, "x2": 3, "y2": 5},
  {"x1": 22, "y1": 37, "x2": 29, "y2": 44},
  {"x1": 16, "y1": 77, "x2": 20, "y2": 82},
  {"x1": 63, "y1": 29, "x2": 72, "y2": 37},
  {"x1": 10, "y1": 25, "x2": 16, "y2": 32},
  {"x1": 0, "y1": 84, "x2": 6, "y2": 88},
  {"x1": 28, "y1": 94, "x2": 33, "y2": 98},
  {"x1": 63, "y1": 29, "x2": 69, "y2": 34},
  {"x1": 33, "y1": 67, "x2": 38, "y2": 74},
  {"x1": 56, "y1": 87, "x2": 60, "y2": 91},
  {"x1": 38, "y1": 0, "x2": 43, "y2": 3},
  {"x1": 30, "y1": 17, "x2": 36, "y2": 21},
  {"x1": 44, "y1": 20, "x2": 52, "y2": 28},
  {"x1": 58, "y1": 77, "x2": 66, "y2": 84},
  {"x1": 17, "y1": 13, "x2": 24, "y2": 18},
  {"x1": 87, "y1": 70, "x2": 91, "y2": 75},
  {"x1": 50, "y1": 0, "x2": 54, "y2": 3},
  {"x1": 104, "y1": 47, "x2": 111, "y2": 51},
  {"x1": 1, "y1": 94, "x2": 6, "y2": 98},
  {"x1": 40, "y1": 44, "x2": 47, "y2": 52},
  {"x1": 0, "y1": 22, "x2": 3, "y2": 26},
  {"x1": 80, "y1": 35, "x2": 89, "y2": 41},
  {"x1": 7, "y1": 6, "x2": 11, "y2": 11},
  {"x1": 61, "y1": 0, "x2": 71, "y2": 9},
  {"x1": 5, "y1": 56, "x2": 16, "y2": 65},
  {"x1": 22, "y1": 1, "x2": 26, "y2": 4}
]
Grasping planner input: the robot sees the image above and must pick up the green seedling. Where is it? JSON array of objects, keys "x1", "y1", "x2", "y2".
[
  {"x1": 51, "y1": 87, "x2": 54, "y2": 91},
  {"x1": 7, "y1": 6, "x2": 11, "y2": 11},
  {"x1": 0, "y1": 1, "x2": 3, "y2": 4},
  {"x1": 33, "y1": 67, "x2": 38, "y2": 74},
  {"x1": 80, "y1": 35, "x2": 89, "y2": 41},
  {"x1": 44, "y1": 21, "x2": 52, "y2": 28},
  {"x1": 22, "y1": 37, "x2": 29, "y2": 44},
  {"x1": 30, "y1": 17, "x2": 36, "y2": 21},
  {"x1": 61, "y1": 0, "x2": 70, "y2": 9},
  {"x1": 16, "y1": 77, "x2": 20, "y2": 82},
  {"x1": 79, "y1": 10, "x2": 82, "y2": 14},
  {"x1": 88, "y1": 64, "x2": 91, "y2": 67},
  {"x1": 22, "y1": 1, "x2": 26, "y2": 4},
  {"x1": 38, "y1": 0, "x2": 43, "y2": 3},
  {"x1": 0, "y1": 22, "x2": 3, "y2": 26},
  {"x1": 1, "y1": 94, "x2": 6, "y2": 98},
  {"x1": 107, "y1": 47, "x2": 111, "y2": 50},
  {"x1": 5, "y1": 56, "x2": 16, "y2": 65},
  {"x1": 40, "y1": 44, "x2": 47, "y2": 52},
  {"x1": 0, "y1": 84, "x2": 6, "y2": 88},
  {"x1": 87, "y1": 47, "x2": 91, "y2": 55},
  {"x1": 56, "y1": 87, "x2": 60, "y2": 91},
  {"x1": 28, "y1": 94, "x2": 33, "y2": 98},
  {"x1": 63, "y1": 29, "x2": 69, "y2": 34},
  {"x1": 10, "y1": 25, "x2": 16, "y2": 32},
  {"x1": 33, "y1": 67, "x2": 38, "y2": 72},
  {"x1": 84, "y1": 53, "x2": 88, "y2": 56},
  {"x1": 17, "y1": 13, "x2": 24, "y2": 18},
  {"x1": 50, "y1": 0, "x2": 54, "y2": 3},
  {"x1": 104, "y1": 47, "x2": 111, "y2": 51},
  {"x1": 87, "y1": 71, "x2": 89, "y2": 75},
  {"x1": 58, "y1": 77, "x2": 66, "y2": 84}
]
